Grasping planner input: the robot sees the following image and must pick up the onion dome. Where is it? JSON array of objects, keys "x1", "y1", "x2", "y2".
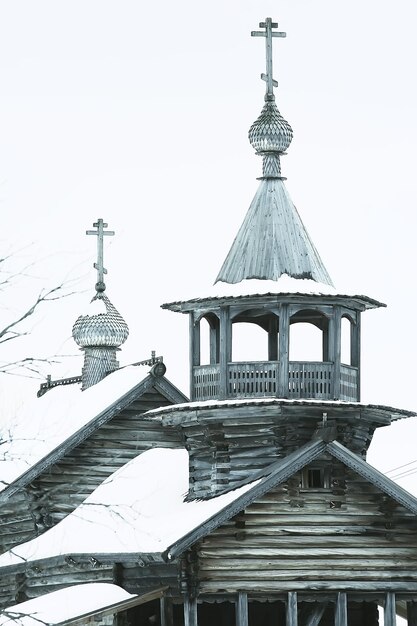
[
  {"x1": 249, "y1": 99, "x2": 293, "y2": 155},
  {"x1": 72, "y1": 293, "x2": 129, "y2": 349}
]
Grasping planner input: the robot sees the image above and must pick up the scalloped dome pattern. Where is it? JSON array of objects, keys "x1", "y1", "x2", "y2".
[
  {"x1": 72, "y1": 294, "x2": 129, "y2": 348},
  {"x1": 249, "y1": 100, "x2": 293, "y2": 154}
]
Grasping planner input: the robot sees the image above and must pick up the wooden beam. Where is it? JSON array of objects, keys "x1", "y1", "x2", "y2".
[
  {"x1": 384, "y1": 592, "x2": 397, "y2": 626},
  {"x1": 236, "y1": 592, "x2": 248, "y2": 626},
  {"x1": 335, "y1": 592, "x2": 347, "y2": 626},
  {"x1": 286, "y1": 591, "x2": 298, "y2": 626}
]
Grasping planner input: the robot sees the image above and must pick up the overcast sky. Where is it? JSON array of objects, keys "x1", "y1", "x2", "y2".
[{"x1": 0, "y1": 1, "x2": 416, "y2": 488}]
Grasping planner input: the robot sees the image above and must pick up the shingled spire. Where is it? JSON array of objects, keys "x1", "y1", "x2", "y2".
[
  {"x1": 215, "y1": 18, "x2": 333, "y2": 287},
  {"x1": 72, "y1": 219, "x2": 129, "y2": 390}
]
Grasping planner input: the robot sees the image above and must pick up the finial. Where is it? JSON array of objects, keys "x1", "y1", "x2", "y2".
[
  {"x1": 86, "y1": 219, "x2": 115, "y2": 293},
  {"x1": 249, "y1": 18, "x2": 292, "y2": 178},
  {"x1": 251, "y1": 18, "x2": 286, "y2": 102}
]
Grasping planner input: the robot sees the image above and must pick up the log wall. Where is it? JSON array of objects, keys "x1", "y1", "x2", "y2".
[{"x1": 196, "y1": 459, "x2": 417, "y2": 593}]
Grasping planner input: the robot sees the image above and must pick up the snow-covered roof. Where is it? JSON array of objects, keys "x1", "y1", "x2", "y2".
[
  {"x1": 0, "y1": 365, "x2": 152, "y2": 495},
  {"x1": 0, "y1": 583, "x2": 137, "y2": 626},
  {"x1": 145, "y1": 396, "x2": 416, "y2": 421},
  {"x1": 0, "y1": 448, "x2": 256, "y2": 567}
]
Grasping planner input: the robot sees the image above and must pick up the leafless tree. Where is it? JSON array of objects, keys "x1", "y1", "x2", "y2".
[{"x1": 0, "y1": 247, "x2": 78, "y2": 377}]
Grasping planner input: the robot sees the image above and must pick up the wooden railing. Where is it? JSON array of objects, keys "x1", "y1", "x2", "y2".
[{"x1": 193, "y1": 361, "x2": 358, "y2": 402}]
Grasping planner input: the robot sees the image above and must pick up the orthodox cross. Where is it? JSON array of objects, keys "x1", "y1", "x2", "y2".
[
  {"x1": 86, "y1": 218, "x2": 115, "y2": 292},
  {"x1": 251, "y1": 18, "x2": 286, "y2": 100}
]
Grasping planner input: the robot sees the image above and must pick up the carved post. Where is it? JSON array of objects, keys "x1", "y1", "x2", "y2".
[
  {"x1": 286, "y1": 591, "x2": 298, "y2": 626},
  {"x1": 351, "y1": 311, "x2": 361, "y2": 401},
  {"x1": 329, "y1": 306, "x2": 341, "y2": 399},
  {"x1": 236, "y1": 592, "x2": 248, "y2": 626}
]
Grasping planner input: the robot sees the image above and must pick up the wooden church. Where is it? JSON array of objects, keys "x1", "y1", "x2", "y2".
[{"x1": 0, "y1": 16, "x2": 416, "y2": 626}]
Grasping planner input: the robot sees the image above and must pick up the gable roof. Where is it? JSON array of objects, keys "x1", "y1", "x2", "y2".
[
  {"x1": 1, "y1": 437, "x2": 417, "y2": 574},
  {"x1": 0, "y1": 365, "x2": 187, "y2": 501}
]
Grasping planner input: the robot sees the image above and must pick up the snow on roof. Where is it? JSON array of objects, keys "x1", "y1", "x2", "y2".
[
  {"x1": 0, "y1": 583, "x2": 136, "y2": 626},
  {"x1": 145, "y1": 397, "x2": 416, "y2": 420},
  {"x1": 0, "y1": 448, "x2": 256, "y2": 567},
  {"x1": 0, "y1": 365, "x2": 148, "y2": 493},
  {"x1": 212, "y1": 275, "x2": 338, "y2": 297}
]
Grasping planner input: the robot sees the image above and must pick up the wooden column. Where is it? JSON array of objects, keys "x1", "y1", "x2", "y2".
[
  {"x1": 278, "y1": 304, "x2": 290, "y2": 398},
  {"x1": 286, "y1": 591, "x2": 298, "y2": 626},
  {"x1": 407, "y1": 601, "x2": 417, "y2": 626},
  {"x1": 268, "y1": 314, "x2": 279, "y2": 361},
  {"x1": 209, "y1": 317, "x2": 219, "y2": 364},
  {"x1": 219, "y1": 307, "x2": 231, "y2": 399},
  {"x1": 384, "y1": 592, "x2": 397, "y2": 626},
  {"x1": 160, "y1": 597, "x2": 174, "y2": 626},
  {"x1": 183, "y1": 596, "x2": 198, "y2": 626},
  {"x1": 189, "y1": 313, "x2": 200, "y2": 401},
  {"x1": 329, "y1": 306, "x2": 341, "y2": 399},
  {"x1": 335, "y1": 592, "x2": 347, "y2": 626},
  {"x1": 236, "y1": 592, "x2": 248, "y2": 626},
  {"x1": 351, "y1": 312, "x2": 361, "y2": 401}
]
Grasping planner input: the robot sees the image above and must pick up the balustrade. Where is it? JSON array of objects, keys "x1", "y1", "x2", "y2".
[{"x1": 192, "y1": 361, "x2": 358, "y2": 402}]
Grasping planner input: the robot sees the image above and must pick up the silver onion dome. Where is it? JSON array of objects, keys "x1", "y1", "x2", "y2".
[
  {"x1": 249, "y1": 100, "x2": 293, "y2": 155},
  {"x1": 72, "y1": 293, "x2": 129, "y2": 348}
]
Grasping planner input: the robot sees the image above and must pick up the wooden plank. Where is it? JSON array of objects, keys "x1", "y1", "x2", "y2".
[
  {"x1": 286, "y1": 591, "x2": 298, "y2": 626},
  {"x1": 236, "y1": 592, "x2": 248, "y2": 626},
  {"x1": 278, "y1": 304, "x2": 289, "y2": 397}
]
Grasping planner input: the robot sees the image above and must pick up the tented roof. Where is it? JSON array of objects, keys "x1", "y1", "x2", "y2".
[{"x1": 215, "y1": 178, "x2": 333, "y2": 287}]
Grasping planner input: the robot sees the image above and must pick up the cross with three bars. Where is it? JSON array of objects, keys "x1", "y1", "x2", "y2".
[
  {"x1": 251, "y1": 18, "x2": 286, "y2": 101},
  {"x1": 86, "y1": 218, "x2": 115, "y2": 292}
]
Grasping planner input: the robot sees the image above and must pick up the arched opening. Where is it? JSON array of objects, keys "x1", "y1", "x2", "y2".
[
  {"x1": 289, "y1": 310, "x2": 328, "y2": 362},
  {"x1": 198, "y1": 313, "x2": 220, "y2": 365},
  {"x1": 341, "y1": 316, "x2": 352, "y2": 365},
  {"x1": 231, "y1": 321, "x2": 268, "y2": 362},
  {"x1": 199, "y1": 317, "x2": 211, "y2": 365}
]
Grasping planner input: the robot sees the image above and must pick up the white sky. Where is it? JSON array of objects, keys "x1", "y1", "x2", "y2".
[{"x1": 0, "y1": 1, "x2": 416, "y2": 485}]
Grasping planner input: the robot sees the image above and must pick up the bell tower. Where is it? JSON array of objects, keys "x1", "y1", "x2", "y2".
[{"x1": 164, "y1": 19, "x2": 383, "y2": 407}]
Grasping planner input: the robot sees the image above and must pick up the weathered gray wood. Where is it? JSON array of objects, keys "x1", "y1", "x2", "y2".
[
  {"x1": 305, "y1": 603, "x2": 326, "y2": 626},
  {"x1": 236, "y1": 592, "x2": 248, "y2": 626},
  {"x1": 219, "y1": 307, "x2": 230, "y2": 399},
  {"x1": 286, "y1": 591, "x2": 298, "y2": 626},
  {"x1": 278, "y1": 303, "x2": 289, "y2": 397},
  {"x1": 335, "y1": 592, "x2": 347, "y2": 626},
  {"x1": 407, "y1": 601, "x2": 417, "y2": 626},
  {"x1": 268, "y1": 315, "x2": 278, "y2": 361},
  {"x1": 183, "y1": 597, "x2": 197, "y2": 626},
  {"x1": 385, "y1": 592, "x2": 397, "y2": 626},
  {"x1": 160, "y1": 597, "x2": 174, "y2": 626}
]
